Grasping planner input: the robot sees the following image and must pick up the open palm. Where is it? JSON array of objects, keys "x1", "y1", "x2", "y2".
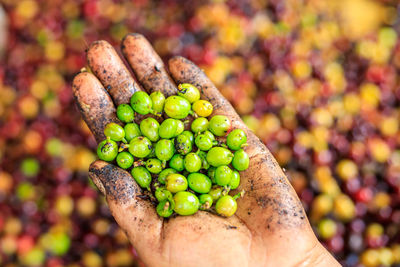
[{"x1": 72, "y1": 34, "x2": 339, "y2": 267}]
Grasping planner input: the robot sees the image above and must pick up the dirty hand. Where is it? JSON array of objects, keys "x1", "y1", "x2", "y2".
[{"x1": 72, "y1": 34, "x2": 339, "y2": 267}]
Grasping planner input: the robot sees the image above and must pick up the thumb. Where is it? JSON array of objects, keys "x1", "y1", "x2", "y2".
[{"x1": 88, "y1": 160, "x2": 162, "y2": 260}]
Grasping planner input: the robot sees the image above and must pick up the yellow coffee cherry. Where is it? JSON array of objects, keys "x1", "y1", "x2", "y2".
[
  {"x1": 296, "y1": 131, "x2": 314, "y2": 149},
  {"x1": 76, "y1": 196, "x2": 96, "y2": 217},
  {"x1": 379, "y1": 247, "x2": 394, "y2": 266},
  {"x1": 311, "y1": 108, "x2": 333, "y2": 127},
  {"x1": 93, "y1": 219, "x2": 110, "y2": 236},
  {"x1": 30, "y1": 80, "x2": 48, "y2": 99},
  {"x1": 24, "y1": 130, "x2": 42, "y2": 154},
  {"x1": 372, "y1": 192, "x2": 391, "y2": 209},
  {"x1": 379, "y1": 27, "x2": 398, "y2": 48},
  {"x1": 391, "y1": 244, "x2": 400, "y2": 263},
  {"x1": 361, "y1": 249, "x2": 380, "y2": 267},
  {"x1": 343, "y1": 93, "x2": 361, "y2": 114},
  {"x1": 82, "y1": 251, "x2": 102, "y2": 267},
  {"x1": 333, "y1": 194, "x2": 355, "y2": 221},
  {"x1": 314, "y1": 167, "x2": 341, "y2": 197},
  {"x1": 4, "y1": 217, "x2": 22, "y2": 235},
  {"x1": 16, "y1": 0, "x2": 38, "y2": 20},
  {"x1": 360, "y1": 83, "x2": 381, "y2": 109},
  {"x1": 192, "y1": 100, "x2": 213, "y2": 117},
  {"x1": 19, "y1": 246, "x2": 45, "y2": 266},
  {"x1": 45, "y1": 41, "x2": 65, "y2": 61},
  {"x1": 291, "y1": 59, "x2": 312, "y2": 79},
  {"x1": 312, "y1": 194, "x2": 333, "y2": 217},
  {"x1": 0, "y1": 85, "x2": 17, "y2": 106},
  {"x1": 106, "y1": 249, "x2": 134, "y2": 267},
  {"x1": 0, "y1": 171, "x2": 13, "y2": 194},
  {"x1": 369, "y1": 138, "x2": 391, "y2": 163},
  {"x1": 336, "y1": 159, "x2": 358, "y2": 181},
  {"x1": 1, "y1": 235, "x2": 17, "y2": 255},
  {"x1": 18, "y1": 96, "x2": 39, "y2": 119},
  {"x1": 257, "y1": 114, "x2": 281, "y2": 138},
  {"x1": 366, "y1": 223, "x2": 384, "y2": 238},
  {"x1": 379, "y1": 117, "x2": 398, "y2": 137},
  {"x1": 318, "y1": 218, "x2": 337, "y2": 239},
  {"x1": 55, "y1": 195, "x2": 74, "y2": 216},
  {"x1": 324, "y1": 62, "x2": 346, "y2": 93}
]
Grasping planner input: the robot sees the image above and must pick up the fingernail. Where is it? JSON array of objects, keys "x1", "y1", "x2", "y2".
[{"x1": 88, "y1": 170, "x2": 106, "y2": 195}]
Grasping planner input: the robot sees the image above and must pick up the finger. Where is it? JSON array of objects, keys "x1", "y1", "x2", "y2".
[
  {"x1": 89, "y1": 160, "x2": 162, "y2": 261},
  {"x1": 168, "y1": 56, "x2": 242, "y2": 120},
  {"x1": 87, "y1": 40, "x2": 141, "y2": 105},
  {"x1": 168, "y1": 56, "x2": 312, "y2": 236},
  {"x1": 72, "y1": 72, "x2": 119, "y2": 142},
  {"x1": 121, "y1": 33, "x2": 177, "y2": 96}
]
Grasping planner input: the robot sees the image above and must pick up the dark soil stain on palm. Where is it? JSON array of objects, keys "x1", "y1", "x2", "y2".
[{"x1": 90, "y1": 163, "x2": 139, "y2": 204}]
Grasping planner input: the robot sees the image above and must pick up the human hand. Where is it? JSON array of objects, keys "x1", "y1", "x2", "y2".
[{"x1": 72, "y1": 34, "x2": 340, "y2": 267}]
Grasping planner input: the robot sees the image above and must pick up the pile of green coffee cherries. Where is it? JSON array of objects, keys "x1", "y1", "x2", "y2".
[{"x1": 96, "y1": 83, "x2": 249, "y2": 218}]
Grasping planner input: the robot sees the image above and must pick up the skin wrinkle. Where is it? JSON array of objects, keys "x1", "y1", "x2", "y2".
[
  {"x1": 165, "y1": 214, "x2": 250, "y2": 265},
  {"x1": 232, "y1": 212, "x2": 253, "y2": 246},
  {"x1": 294, "y1": 240, "x2": 327, "y2": 267},
  {"x1": 109, "y1": 201, "x2": 162, "y2": 258}
]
